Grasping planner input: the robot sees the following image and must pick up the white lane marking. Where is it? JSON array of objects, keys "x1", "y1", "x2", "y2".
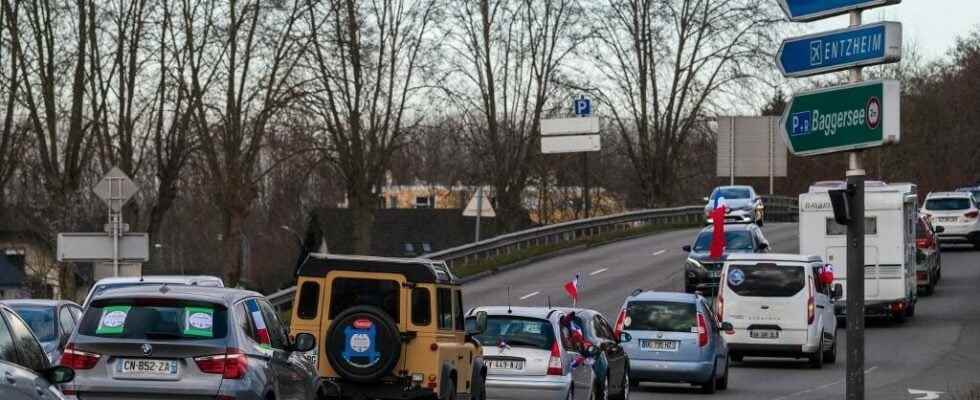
[
  {"x1": 589, "y1": 268, "x2": 608, "y2": 276},
  {"x1": 771, "y1": 366, "x2": 877, "y2": 400},
  {"x1": 652, "y1": 249, "x2": 667, "y2": 256},
  {"x1": 908, "y1": 389, "x2": 944, "y2": 400},
  {"x1": 519, "y1": 291, "x2": 540, "y2": 300}
]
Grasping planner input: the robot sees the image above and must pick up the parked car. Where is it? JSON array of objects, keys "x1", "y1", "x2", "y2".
[
  {"x1": 0, "y1": 303, "x2": 76, "y2": 400},
  {"x1": 62, "y1": 284, "x2": 318, "y2": 400},
  {"x1": 0, "y1": 300, "x2": 84, "y2": 364},
  {"x1": 683, "y1": 224, "x2": 770, "y2": 295},
  {"x1": 81, "y1": 275, "x2": 224, "y2": 307},
  {"x1": 703, "y1": 186, "x2": 764, "y2": 226},
  {"x1": 554, "y1": 307, "x2": 630, "y2": 400},
  {"x1": 466, "y1": 306, "x2": 602, "y2": 400},
  {"x1": 717, "y1": 254, "x2": 840, "y2": 369},
  {"x1": 614, "y1": 291, "x2": 730, "y2": 394},
  {"x1": 915, "y1": 214, "x2": 943, "y2": 296},
  {"x1": 921, "y1": 191, "x2": 980, "y2": 248}
]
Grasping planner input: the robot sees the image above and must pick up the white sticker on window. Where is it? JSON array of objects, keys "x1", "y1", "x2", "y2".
[{"x1": 728, "y1": 268, "x2": 746, "y2": 287}]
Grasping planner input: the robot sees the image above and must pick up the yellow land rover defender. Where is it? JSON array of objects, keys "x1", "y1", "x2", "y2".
[{"x1": 289, "y1": 254, "x2": 488, "y2": 400}]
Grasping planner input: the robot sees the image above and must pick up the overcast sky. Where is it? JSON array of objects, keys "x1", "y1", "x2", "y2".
[{"x1": 808, "y1": 1, "x2": 980, "y2": 62}]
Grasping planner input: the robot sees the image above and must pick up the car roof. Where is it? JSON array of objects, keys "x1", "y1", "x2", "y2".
[
  {"x1": 92, "y1": 275, "x2": 223, "y2": 285},
  {"x1": 712, "y1": 185, "x2": 754, "y2": 192},
  {"x1": 725, "y1": 253, "x2": 822, "y2": 264},
  {"x1": 698, "y1": 223, "x2": 756, "y2": 234},
  {"x1": 626, "y1": 291, "x2": 700, "y2": 303},
  {"x1": 470, "y1": 306, "x2": 563, "y2": 320},
  {"x1": 296, "y1": 253, "x2": 455, "y2": 284},
  {"x1": 0, "y1": 299, "x2": 79, "y2": 308},
  {"x1": 88, "y1": 284, "x2": 261, "y2": 306},
  {"x1": 956, "y1": 186, "x2": 980, "y2": 191},
  {"x1": 927, "y1": 191, "x2": 973, "y2": 199}
]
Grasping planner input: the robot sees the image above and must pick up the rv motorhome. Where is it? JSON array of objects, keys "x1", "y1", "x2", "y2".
[{"x1": 799, "y1": 182, "x2": 918, "y2": 322}]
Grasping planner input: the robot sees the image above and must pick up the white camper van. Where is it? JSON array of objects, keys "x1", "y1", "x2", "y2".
[{"x1": 799, "y1": 182, "x2": 918, "y2": 322}]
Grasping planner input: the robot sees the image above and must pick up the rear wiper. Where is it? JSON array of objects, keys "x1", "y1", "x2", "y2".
[{"x1": 143, "y1": 331, "x2": 184, "y2": 339}]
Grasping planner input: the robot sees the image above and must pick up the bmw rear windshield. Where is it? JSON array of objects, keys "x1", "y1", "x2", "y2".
[
  {"x1": 693, "y1": 231, "x2": 753, "y2": 252},
  {"x1": 925, "y1": 198, "x2": 972, "y2": 211},
  {"x1": 466, "y1": 316, "x2": 555, "y2": 350},
  {"x1": 78, "y1": 298, "x2": 228, "y2": 340},
  {"x1": 625, "y1": 301, "x2": 696, "y2": 333},
  {"x1": 726, "y1": 264, "x2": 805, "y2": 297}
]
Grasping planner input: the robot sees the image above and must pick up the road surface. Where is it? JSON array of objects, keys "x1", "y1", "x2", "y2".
[{"x1": 463, "y1": 223, "x2": 980, "y2": 400}]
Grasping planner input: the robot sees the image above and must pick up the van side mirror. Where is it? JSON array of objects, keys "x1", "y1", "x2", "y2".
[
  {"x1": 42, "y1": 366, "x2": 75, "y2": 384},
  {"x1": 682, "y1": 245, "x2": 692, "y2": 252},
  {"x1": 618, "y1": 332, "x2": 632, "y2": 343},
  {"x1": 934, "y1": 226, "x2": 945, "y2": 233},
  {"x1": 757, "y1": 242, "x2": 769, "y2": 252},
  {"x1": 291, "y1": 333, "x2": 316, "y2": 353},
  {"x1": 468, "y1": 311, "x2": 488, "y2": 335},
  {"x1": 832, "y1": 284, "x2": 844, "y2": 300},
  {"x1": 719, "y1": 322, "x2": 734, "y2": 334}
]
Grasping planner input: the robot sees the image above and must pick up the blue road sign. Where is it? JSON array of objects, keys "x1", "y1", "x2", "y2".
[
  {"x1": 778, "y1": 0, "x2": 900, "y2": 22},
  {"x1": 574, "y1": 97, "x2": 592, "y2": 117},
  {"x1": 777, "y1": 22, "x2": 901, "y2": 78}
]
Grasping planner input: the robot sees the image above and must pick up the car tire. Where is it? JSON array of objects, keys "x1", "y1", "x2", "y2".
[
  {"x1": 906, "y1": 301, "x2": 916, "y2": 318},
  {"x1": 922, "y1": 282, "x2": 934, "y2": 296},
  {"x1": 717, "y1": 356, "x2": 730, "y2": 390},
  {"x1": 808, "y1": 347, "x2": 824, "y2": 369},
  {"x1": 591, "y1": 373, "x2": 610, "y2": 400},
  {"x1": 824, "y1": 335, "x2": 837, "y2": 364},
  {"x1": 611, "y1": 368, "x2": 630, "y2": 400},
  {"x1": 324, "y1": 305, "x2": 402, "y2": 383},
  {"x1": 700, "y1": 362, "x2": 717, "y2": 394},
  {"x1": 731, "y1": 353, "x2": 743, "y2": 363}
]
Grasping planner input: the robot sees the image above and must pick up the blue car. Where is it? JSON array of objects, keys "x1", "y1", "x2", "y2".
[{"x1": 615, "y1": 291, "x2": 731, "y2": 394}]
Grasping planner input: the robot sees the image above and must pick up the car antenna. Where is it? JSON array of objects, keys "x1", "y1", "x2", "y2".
[{"x1": 507, "y1": 287, "x2": 512, "y2": 314}]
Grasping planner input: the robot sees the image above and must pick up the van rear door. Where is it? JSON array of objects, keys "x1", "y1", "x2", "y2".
[{"x1": 724, "y1": 263, "x2": 807, "y2": 333}]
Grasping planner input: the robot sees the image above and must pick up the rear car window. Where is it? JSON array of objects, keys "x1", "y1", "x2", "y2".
[
  {"x1": 329, "y1": 278, "x2": 400, "y2": 323},
  {"x1": 625, "y1": 301, "x2": 696, "y2": 333},
  {"x1": 296, "y1": 281, "x2": 320, "y2": 320},
  {"x1": 467, "y1": 316, "x2": 555, "y2": 350},
  {"x1": 925, "y1": 198, "x2": 972, "y2": 210},
  {"x1": 78, "y1": 299, "x2": 228, "y2": 340},
  {"x1": 693, "y1": 231, "x2": 753, "y2": 252},
  {"x1": 9, "y1": 306, "x2": 57, "y2": 342},
  {"x1": 727, "y1": 264, "x2": 805, "y2": 297}
]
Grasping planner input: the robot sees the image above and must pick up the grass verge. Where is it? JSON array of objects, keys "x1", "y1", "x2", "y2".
[{"x1": 452, "y1": 222, "x2": 698, "y2": 279}]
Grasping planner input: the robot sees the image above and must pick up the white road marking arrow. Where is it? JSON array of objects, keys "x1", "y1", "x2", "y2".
[{"x1": 908, "y1": 389, "x2": 944, "y2": 400}]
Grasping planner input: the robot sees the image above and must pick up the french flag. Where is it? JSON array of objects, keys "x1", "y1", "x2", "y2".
[
  {"x1": 246, "y1": 300, "x2": 272, "y2": 346},
  {"x1": 563, "y1": 274, "x2": 580, "y2": 303}
]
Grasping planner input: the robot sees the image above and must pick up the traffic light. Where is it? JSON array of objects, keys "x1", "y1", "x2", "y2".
[{"x1": 829, "y1": 186, "x2": 853, "y2": 225}]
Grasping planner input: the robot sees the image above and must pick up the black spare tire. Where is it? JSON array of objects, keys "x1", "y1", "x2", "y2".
[{"x1": 325, "y1": 305, "x2": 402, "y2": 383}]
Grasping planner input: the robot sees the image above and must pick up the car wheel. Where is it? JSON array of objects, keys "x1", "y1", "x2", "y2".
[
  {"x1": 894, "y1": 308, "x2": 907, "y2": 323},
  {"x1": 906, "y1": 301, "x2": 916, "y2": 317},
  {"x1": 700, "y1": 362, "x2": 718, "y2": 394},
  {"x1": 824, "y1": 335, "x2": 837, "y2": 364},
  {"x1": 808, "y1": 347, "x2": 824, "y2": 369},
  {"x1": 611, "y1": 368, "x2": 629, "y2": 400},
  {"x1": 923, "y1": 282, "x2": 934, "y2": 296},
  {"x1": 731, "y1": 353, "x2": 743, "y2": 363},
  {"x1": 591, "y1": 373, "x2": 610, "y2": 400},
  {"x1": 717, "y1": 356, "x2": 730, "y2": 390}
]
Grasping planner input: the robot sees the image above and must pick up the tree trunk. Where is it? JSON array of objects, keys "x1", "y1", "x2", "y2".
[
  {"x1": 348, "y1": 188, "x2": 376, "y2": 255},
  {"x1": 221, "y1": 206, "x2": 247, "y2": 287}
]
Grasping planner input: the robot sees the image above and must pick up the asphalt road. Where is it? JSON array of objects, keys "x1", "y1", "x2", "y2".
[{"x1": 462, "y1": 223, "x2": 980, "y2": 400}]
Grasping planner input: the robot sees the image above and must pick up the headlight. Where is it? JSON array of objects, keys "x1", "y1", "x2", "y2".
[{"x1": 686, "y1": 259, "x2": 703, "y2": 270}]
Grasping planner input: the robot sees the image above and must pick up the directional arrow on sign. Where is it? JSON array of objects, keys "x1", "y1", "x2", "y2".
[
  {"x1": 777, "y1": 22, "x2": 902, "y2": 78},
  {"x1": 778, "y1": 0, "x2": 901, "y2": 22},
  {"x1": 780, "y1": 80, "x2": 901, "y2": 157}
]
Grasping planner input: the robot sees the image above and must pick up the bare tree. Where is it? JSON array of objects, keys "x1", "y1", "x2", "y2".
[
  {"x1": 589, "y1": 0, "x2": 780, "y2": 206},
  {"x1": 304, "y1": 0, "x2": 438, "y2": 254},
  {"x1": 448, "y1": 0, "x2": 587, "y2": 231},
  {"x1": 0, "y1": 1, "x2": 27, "y2": 211}
]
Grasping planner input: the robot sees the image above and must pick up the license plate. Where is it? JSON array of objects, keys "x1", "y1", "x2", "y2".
[
  {"x1": 486, "y1": 359, "x2": 524, "y2": 370},
  {"x1": 936, "y1": 217, "x2": 958, "y2": 223},
  {"x1": 749, "y1": 330, "x2": 780, "y2": 339},
  {"x1": 708, "y1": 271, "x2": 721, "y2": 279},
  {"x1": 641, "y1": 339, "x2": 679, "y2": 352},
  {"x1": 115, "y1": 359, "x2": 178, "y2": 379}
]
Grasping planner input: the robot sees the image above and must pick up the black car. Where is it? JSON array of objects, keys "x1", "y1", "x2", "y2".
[
  {"x1": 682, "y1": 224, "x2": 770, "y2": 295},
  {"x1": 557, "y1": 307, "x2": 631, "y2": 400},
  {"x1": 0, "y1": 299, "x2": 84, "y2": 365},
  {"x1": 0, "y1": 303, "x2": 76, "y2": 400}
]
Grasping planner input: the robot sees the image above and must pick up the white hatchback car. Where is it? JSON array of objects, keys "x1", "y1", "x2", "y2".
[
  {"x1": 922, "y1": 191, "x2": 980, "y2": 248},
  {"x1": 717, "y1": 254, "x2": 839, "y2": 369}
]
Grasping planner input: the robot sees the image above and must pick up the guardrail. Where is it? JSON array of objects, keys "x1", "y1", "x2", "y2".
[{"x1": 267, "y1": 195, "x2": 798, "y2": 310}]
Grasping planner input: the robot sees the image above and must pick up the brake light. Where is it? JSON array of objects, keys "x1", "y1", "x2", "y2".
[
  {"x1": 966, "y1": 211, "x2": 979, "y2": 219},
  {"x1": 60, "y1": 343, "x2": 100, "y2": 370},
  {"x1": 807, "y1": 284, "x2": 816, "y2": 325},
  {"x1": 696, "y1": 313, "x2": 709, "y2": 347},
  {"x1": 194, "y1": 348, "x2": 247, "y2": 379},
  {"x1": 547, "y1": 341, "x2": 563, "y2": 376},
  {"x1": 714, "y1": 291, "x2": 724, "y2": 323},
  {"x1": 613, "y1": 308, "x2": 627, "y2": 337},
  {"x1": 916, "y1": 238, "x2": 932, "y2": 249}
]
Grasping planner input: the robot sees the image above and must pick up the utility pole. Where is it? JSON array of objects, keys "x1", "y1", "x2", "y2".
[{"x1": 845, "y1": 10, "x2": 866, "y2": 400}]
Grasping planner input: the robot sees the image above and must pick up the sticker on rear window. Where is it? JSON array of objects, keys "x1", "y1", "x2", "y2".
[
  {"x1": 524, "y1": 324, "x2": 541, "y2": 334},
  {"x1": 96, "y1": 305, "x2": 131, "y2": 335},
  {"x1": 183, "y1": 307, "x2": 215, "y2": 338},
  {"x1": 728, "y1": 268, "x2": 745, "y2": 287}
]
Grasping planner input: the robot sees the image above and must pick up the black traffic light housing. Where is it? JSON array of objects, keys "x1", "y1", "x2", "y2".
[{"x1": 828, "y1": 184, "x2": 855, "y2": 225}]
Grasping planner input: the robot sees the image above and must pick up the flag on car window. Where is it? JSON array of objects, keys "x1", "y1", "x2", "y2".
[
  {"x1": 246, "y1": 299, "x2": 272, "y2": 348},
  {"x1": 709, "y1": 204, "x2": 727, "y2": 259},
  {"x1": 563, "y1": 274, "x2": 580, "y2": 303}
]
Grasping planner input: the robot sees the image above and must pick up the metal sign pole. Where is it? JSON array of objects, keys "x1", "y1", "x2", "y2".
[
  {"x1": 729, "y1": 117, "x2": 736, "y2": 185},
  {"x1": 475, "y1": 187, "x2": 483, "y2": 242},
  {"x1": 845, "y1": 9, "x2": 867, "y2": 400}
]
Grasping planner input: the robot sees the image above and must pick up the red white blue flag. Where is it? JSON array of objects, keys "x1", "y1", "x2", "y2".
[
  {"x1": 246, "y1": 299, "x2": 272, "y2": 347},
  {"x1": 564, "y1": 274, "x2": 580, "y2": 303}
]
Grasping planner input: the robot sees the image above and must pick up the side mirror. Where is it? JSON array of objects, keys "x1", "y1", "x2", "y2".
[
  {"x1": 832, "y1": 284, "x2": 844, "y2": 300},
  {"x1": 719, "y1": 322, "x2": 734, "y2": 334},
  {"x1": 291, "y1": 333, "x2": 317, "y2": 353},
  {"x1": 42, "y1": 366, "x2": 75, "y2": 384},
  {"x1": 468, "y1": 311, "x2": 488, "y2": 335},
  {"x1": 682, "y1": 245, "x2": 692, "y2": 252},
  {"x1": 934, "y1": 226, "x2": 945, "y2": 233},
  {"x1": 618, "y1": 331, "x2": 632, "y2": 343},
  {"x1": 757, "y1": 242, "x2": 769, "y2": 252}
]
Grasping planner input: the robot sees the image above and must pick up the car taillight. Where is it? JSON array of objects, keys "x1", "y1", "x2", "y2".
[
  {"x1": 613, "y1": 308, "x2": 627, "y2": 337},
  {"x1": 917, "y1": 271, "x2": 928, "y2": 280},
  {"x1": 60, "y1": 343, "x2": 100, "y2": 370},
  {"x1": 714, "y1": 292, "x2": 724, "y2": 323},
  {"x1": 807, "y1": 286, "x2": 816, "y2": 325},
  {"x1": 194, "y1": 348, "x2": 247, "y2": 379},
  {"x1": 966, "y1": 211, "x2": 979, "y2": 219},
  {"x1": 547, "y1": 341, "x2": 563, "y2": 376},
  {"x1": 697, "y1": 313, "x2": 709, "y2": 347},
  {"x1": 916, "y1": 238, "x2": 931, "y2": 249}
]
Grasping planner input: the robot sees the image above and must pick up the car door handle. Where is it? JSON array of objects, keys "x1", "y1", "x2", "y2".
[
  {"x1": 817, "y1": 305, "x2": 825, "y2": 309},
  {"x1": 3, "y1": 371, "x2": 14, "y2": 383}
]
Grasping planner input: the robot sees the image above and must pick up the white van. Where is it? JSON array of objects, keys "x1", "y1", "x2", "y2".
[
  {"x1": 799, "y1": 182, "x2": 918, "y2": 322},
  {"x1": 716, "y1": 254, "x2": 839, "y2": 368}
]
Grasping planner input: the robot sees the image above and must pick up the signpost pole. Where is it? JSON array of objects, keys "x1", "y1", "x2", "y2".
[
  {"x1": 845, "y1": 10, "x2": 866, "y2": 400},
  {"x1": 729, "y1": 118, "x2": 736, "y2": 185},
  {"x1": 475, "y1": 187, "x2": 483, "y2": 242},
  {"x1": 583, "y1": 152, "x2": 591, "y2": 218}
]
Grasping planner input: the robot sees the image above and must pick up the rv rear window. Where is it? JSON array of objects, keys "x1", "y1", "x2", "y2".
[{"x1": 826, "y1": 217, "x2": 877, "y2": 236}]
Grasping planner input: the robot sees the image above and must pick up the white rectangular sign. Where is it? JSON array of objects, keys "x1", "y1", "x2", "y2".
[
  {"x1": 57, "y1": 233, "x2": 150, "y2": 262},
  {"x1": 541, "y1": 117, "x2": 600, "y2": 135},
  {"x1": 716, "y1": 116, "x2": 787, "y2": 178},
  {"x1": 541, "y1": 135, "x2": 601, "y2": 154}
]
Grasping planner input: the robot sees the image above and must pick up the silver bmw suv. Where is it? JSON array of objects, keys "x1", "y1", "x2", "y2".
[{"x1": 61, "y1": 284, "x2": 318, "y2": 400}]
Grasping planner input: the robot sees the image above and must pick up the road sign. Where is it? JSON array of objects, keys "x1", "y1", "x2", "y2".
[
  {"x1": 778, "y1": 0, "x2": 901, "y2": 22},
  {"x1": 57, "y1": 233, "x2": 150, "y2": 262},
  {"x1": 541, "y1": 135, "x2": 601, "y2": 154},
  {"x1": 780, "y1": 80, "x2": 900, "y2": 156},
  {"x1": 92, "y1": 166, "x2": 138, "y2": 212},
  {"x1": 574, "y1": 97, "x2": 592, "y2": 117},
  {"x1": 463, "y1": 192, "x2": 495, "y2": 218},
  {"x1": 777, "y1": 22, "x2": 902, "y2": 78},
  {"x1": 541, "y1": 117, "x2": 600, "y2": 135}
]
